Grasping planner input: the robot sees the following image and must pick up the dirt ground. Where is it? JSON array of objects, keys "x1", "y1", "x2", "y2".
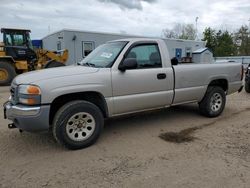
[{"x1": 0, "y1": 86, "x2": 250, "y2": 188}]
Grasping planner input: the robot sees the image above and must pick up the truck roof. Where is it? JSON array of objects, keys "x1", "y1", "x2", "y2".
[
  {"x1": 109, "y1": 37, "x2": 162, "y2": 43},
  {"x1": 1, "y1": 28, "x2": 31, "y2": 33}
]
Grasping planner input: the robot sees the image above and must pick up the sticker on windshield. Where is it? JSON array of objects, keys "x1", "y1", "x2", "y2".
[{"x1": 100, "y1": 52, "x2": 113, "y2": 58}]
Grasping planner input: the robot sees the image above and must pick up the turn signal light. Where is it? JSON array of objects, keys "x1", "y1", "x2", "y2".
[{"x1": 27, "y1": 85, "x2": 41, "y2": 95}]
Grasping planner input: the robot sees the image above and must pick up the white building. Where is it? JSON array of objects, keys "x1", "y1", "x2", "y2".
[
  {"x1": 192, "y1": 48, "x2": 214, "y2": 63},
  {"x1": 42, "y1": 29, "x2": 206, "y2": 65}
]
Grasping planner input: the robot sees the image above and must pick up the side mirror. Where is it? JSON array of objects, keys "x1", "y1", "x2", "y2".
[{"x1": 118, "y1": 58, "x2": 137, "y2": 71}]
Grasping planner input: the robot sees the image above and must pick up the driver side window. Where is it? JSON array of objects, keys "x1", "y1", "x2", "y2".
[{"x1": 125, "y1": 44, "x2": 162, "y2": 69}]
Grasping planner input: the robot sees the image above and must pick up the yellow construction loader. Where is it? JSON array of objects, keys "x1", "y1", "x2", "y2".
[{"x1": 0, "y1": 28, "x2": 68, "y2": 86}]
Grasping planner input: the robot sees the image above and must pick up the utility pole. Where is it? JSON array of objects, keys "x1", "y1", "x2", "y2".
[
  {"x1": 48, "y1": 25, "x2": 51, "y2": 34},
  {"x1": 195, "y1": 17, "x2": 199, "y2": 40}
]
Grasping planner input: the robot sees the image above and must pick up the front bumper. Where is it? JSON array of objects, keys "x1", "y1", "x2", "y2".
[{"x1": 3, "y1": 101, "x2": 50, "y2": 132}]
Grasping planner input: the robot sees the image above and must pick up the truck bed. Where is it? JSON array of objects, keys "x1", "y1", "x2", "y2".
[{"x1": 172, "y1": 62, "x2": 242, "y2": 104}]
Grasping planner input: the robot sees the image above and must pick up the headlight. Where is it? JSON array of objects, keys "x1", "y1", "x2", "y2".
[{"x1": 18, "y1": 85, "x2": 41, "y2": 105}]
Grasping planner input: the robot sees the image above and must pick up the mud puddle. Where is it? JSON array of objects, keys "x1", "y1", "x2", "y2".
[
  {"x1": 159, "y1": 121, "x2": 216, "y2": 143},
  {"x1": 159, "y1": 107, "x2": 250, "y2": 144}
]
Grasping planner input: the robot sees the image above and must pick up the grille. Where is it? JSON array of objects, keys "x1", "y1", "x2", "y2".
[
  {"x1": 10, "y1": 85, "x2": 17, "y2": 104},
  {"x1": 10, "y1": 87, "x2": 15, "y2": 98}
]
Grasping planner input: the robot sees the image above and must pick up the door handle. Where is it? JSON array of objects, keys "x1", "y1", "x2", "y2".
[{"x1": 157, "y1": 73, "x2": 166, "y2": 79}]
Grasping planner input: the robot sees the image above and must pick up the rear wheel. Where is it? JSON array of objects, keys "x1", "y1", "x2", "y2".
[
  {"x1": 0, "y1": 61, "x2": 16, "y2": 86},
  {"x1": 245, "y1": 83, "x2": 250, "y2": 93},
  {"x1": 52, "y1": 100, "x2": 104, "y2": 150},
  {"x1": 199, "y1": 86, "x2": 226, "y2": 117},
  {"x1": 245, "y1": 81, "x2": 250, "y2": 93}
]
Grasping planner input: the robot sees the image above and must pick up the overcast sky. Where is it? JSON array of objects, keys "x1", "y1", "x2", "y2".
[{"x1": 0, "y1": 0, "x2": 250, "y2": 39}]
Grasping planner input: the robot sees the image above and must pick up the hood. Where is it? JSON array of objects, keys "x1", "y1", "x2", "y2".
[{"x1": 13, "y1": 65, "x2": 99, "y2": 85}]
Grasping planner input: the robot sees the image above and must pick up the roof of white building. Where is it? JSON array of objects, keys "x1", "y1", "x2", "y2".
[{"x1": 192, "y1": 47, "x2": 211, "y2": 54}]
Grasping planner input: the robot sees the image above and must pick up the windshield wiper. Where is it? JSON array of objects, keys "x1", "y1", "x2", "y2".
[{"x1": 82, "y1": 62, "x2": 96, "y2": 67}]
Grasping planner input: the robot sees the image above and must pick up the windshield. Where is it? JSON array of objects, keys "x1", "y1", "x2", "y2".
[
  {"x1": 3, "y1": 31, "x2": 33, "y2": 49},
  {"x1": 79, "y1": 41, "x2": 128, "y2": 68}
]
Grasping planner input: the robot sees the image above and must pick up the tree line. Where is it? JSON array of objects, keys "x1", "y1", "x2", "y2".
[{"x1": 162, "y1": 24, "x2": 250, "y2": 57}]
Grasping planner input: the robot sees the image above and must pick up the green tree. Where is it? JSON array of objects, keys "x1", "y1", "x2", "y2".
[
  {"x1": 234, "y1": 26, "x2": 250, "y2": 55},
  {"x1": 202, "y1": 27, "x2": 216, "y2": 53},
  {"x1": 214, "y1": 30, "x2": 236, "y2": 56},
  {"x1": 202, "y1": 28, "x2": 236, "y2": 56}
]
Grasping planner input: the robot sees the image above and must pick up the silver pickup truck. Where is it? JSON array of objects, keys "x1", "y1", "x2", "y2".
[{"x1": 4, "y1": 38, "x2": 243, "y2": 149}]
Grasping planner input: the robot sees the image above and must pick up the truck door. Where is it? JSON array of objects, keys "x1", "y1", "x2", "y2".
[{"x1": 111, "y1": 42, "x2": 174, "y2": 115}]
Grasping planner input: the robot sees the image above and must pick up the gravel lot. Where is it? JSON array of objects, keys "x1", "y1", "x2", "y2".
[{"x1": 0, "y1": 86, "x2": 250, "y2": 188}]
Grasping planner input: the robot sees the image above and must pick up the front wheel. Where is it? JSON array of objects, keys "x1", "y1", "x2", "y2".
[
  {"x1": 0, "y1": 61, "x2": 16, "y2": 86},
  {"x1": 52, "y1": 100, "x2": 104, "y2": 150},
  {"x1": 199, "y1": 86, "x2": 226, "y2": 117}
]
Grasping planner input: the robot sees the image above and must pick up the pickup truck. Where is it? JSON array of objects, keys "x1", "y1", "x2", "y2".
[{"x1": 4, "y1": 38, "x2": 243, "y2": 149}]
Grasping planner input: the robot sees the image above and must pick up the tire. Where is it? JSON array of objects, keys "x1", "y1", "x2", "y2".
[
  {"x1": 199, "y1": 86, "x2": 226, "y2": 118},
  {"x1": 0, "y1": 61, "x2": 16, "y2": 86},
  {"x1": 245, "y1": 81, "x2": 250, "y2": 93},
  {"x1": 44, "y1": 61, "x2": 65, "y2": 68},
  {"x1": 52, "y1": 100, "x2": 104, "y2": 150}
]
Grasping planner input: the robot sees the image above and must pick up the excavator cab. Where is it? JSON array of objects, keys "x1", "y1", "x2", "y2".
[
  {"x1": 0, "y1": 28, "x2": 68, "y2": 86},
  {"x1": 1, "y1": 28, "x2": 37, "y2": 61}
]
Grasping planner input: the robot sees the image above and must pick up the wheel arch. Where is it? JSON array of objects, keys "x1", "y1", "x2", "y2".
[
  {"x1": 208, "y1": 78, "x2": 228, "y2": 92},
  {"x1": 49, "y1": 91, "x2": 109, "y2": 125}
]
